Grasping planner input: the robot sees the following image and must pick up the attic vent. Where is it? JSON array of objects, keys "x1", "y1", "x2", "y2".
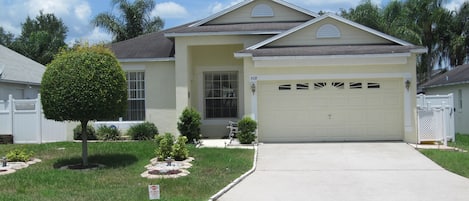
[
  {"x1": 252, "y1": 4, "x2": 274, "y2": 17},
  {"x1": 316, "y1": 24, "x2": 341, "y2": 39}
]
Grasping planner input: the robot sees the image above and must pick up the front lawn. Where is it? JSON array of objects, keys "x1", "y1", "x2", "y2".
[
  {"x1": 0, "y1": 141, "x2": 254, "y2": 201},
  {"x1": 420, "y1": 134, "x2": 469, "y2": 178}
]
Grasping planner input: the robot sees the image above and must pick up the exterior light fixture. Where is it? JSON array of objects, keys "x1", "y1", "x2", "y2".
[
  {"x1": 405, "y1": 80, "x2": 411, "y2": 91},
  {"x1": 250, "y1": 82, "x2": 256, "y2": 94}
]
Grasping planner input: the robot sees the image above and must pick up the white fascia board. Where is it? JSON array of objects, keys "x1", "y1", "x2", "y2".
[
  {"x1": 410, "y1": 48, "x2": 428, "y2": 54},
  {"x1": 273, "y1": 0, "x2": 319, "y2": 17},
  {"x1": 423, "y1": 81, "x2": 469, "y2": 89},
  {"x1": 252, "y1": 53, "x2": 411, "y2": 67},
  {"x1": 118, "y1": 58, "x2": 175, "y2": 63},
  {"x1": 164, "y1": 31, "x2": 282, "y2": 38},
  {"x1": 246, "y1": 15, "x2": 327, "y2": 50},
  {"x1": 255, "y1": 73, "x2": 412, "y2": 81},
  {"x1": 189, "y1": 0, "x2": 254, "y2": 27},
  {"x1": 234, "y1": 52, "x2": 253, "y2": 58},
  {"x1": 253, "y1": 53, "x2": 411, "y2": 61},
  {"x1": 0, "y1": 79, "x2": 41, "y2": 85}
]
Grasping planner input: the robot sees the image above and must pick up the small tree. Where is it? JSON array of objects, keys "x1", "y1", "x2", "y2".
[
  {"x1": 177, "y1": 107, "x2": 202, "y2": 142},
  {"x1": 41, "y1": 44, "x2": 127, "y2": 167},
  {"x1": 237, "y1": 116, "x2": 257, "y2": 144}
]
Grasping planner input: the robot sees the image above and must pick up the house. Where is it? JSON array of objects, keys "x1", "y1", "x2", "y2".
[
  {"x1": 0, "y1": 45, "x2": 45, "y2": 101},
  {"x1": 421, "y1": 64, "x2": 469, "y2": 134},
  {"x1": 109, "y1": 0, "x2": 426, "y2": 142}
]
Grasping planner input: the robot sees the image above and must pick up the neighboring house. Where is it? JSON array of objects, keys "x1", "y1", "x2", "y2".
[
  {"x1": 0, "y1": 45, "x2": 45, "y2": 100},
  {"x1": 421, "y1": 64, "x2": 469, "y2": 134},
  {"x1": 109, "y1": 0, "x2": 425, "y2": 142}
]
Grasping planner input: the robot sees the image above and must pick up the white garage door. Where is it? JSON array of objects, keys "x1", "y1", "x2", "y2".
[{"x1": 258, "y1": 79, "x2": 404, "y2": 142}]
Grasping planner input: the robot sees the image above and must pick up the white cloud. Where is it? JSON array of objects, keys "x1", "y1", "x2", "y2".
[
  {"x1": 68, "y1": 27, "x2": 112, "y2": 45},
  {"x1": 209, "y1": 0, "x2": 244, "y2": 14},
  {"x1": 75, "y1": 2, "x2": 92, "y2": 22},
  {"x1": 153, "y1": 2, "x2": 189, "y2": 19},
  {"x1": 445, "y1": 0, "x2": 465, "y2": 11}
]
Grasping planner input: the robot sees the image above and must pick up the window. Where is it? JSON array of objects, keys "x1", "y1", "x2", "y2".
[
  {"x1": 296, "y1": 83, "x2": 309, "y2": 90},
  {"x1": 368, "y1": 83, "x2": 380, "y2": 89},
  {"x1": 314, "y1": 82, "x2": 327, "y2": 89},
  {"x1": 251, "y1": 4, "x2": 274, "y2": 17},
  {"x1": 332, "y1": 82, "x2": 345, "y2": 89},
  {"x1": 350, "y1": 82, "x2": 362, "y2": 89},
  {"x1": 125, "y1": 72, "x2": 145, "y2": 121},
  {"x1": 279, "y1": 84, "x2": 292, "y2": 90},
  {"x1": 204, "y1": 72, "x2": 238, "y2": 119},
  {"x1": 316, "y1": 24, "x2": 341, "y2": 38}
]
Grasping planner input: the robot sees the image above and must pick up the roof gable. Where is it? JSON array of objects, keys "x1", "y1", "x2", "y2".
[
  {"x1": 247, "y1": 14, "x2": 413, "y2": 50},
  {"x1": 0, "y1": 45, "x2": 45, "y2": 84},
  {"x1": 190, "y1": 0, "x2": 317, "y2": 27}
]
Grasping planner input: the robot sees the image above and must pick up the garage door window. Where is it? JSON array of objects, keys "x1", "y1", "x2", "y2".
[
  {"x1": 314, "y1": 82, "x2": 327, "y2": 89},
  {"x1": 204, "y1": 72, "x2": 238, "y2": 119},
  {"x1": 368, "y1": 83, "x2": 380, "y2": 89},
  {"x1": 350, "y1": 82, "x2": 362, "y2": 89},
  {"x1": 279, "y1": 84, "x2": 291, "y2": 90},
  {"x1": 332, "y1": 82, "x2": 345, "y2": 89},
  {"x1": 296, "y1": 83, "x2": 309, "y2": 90}
]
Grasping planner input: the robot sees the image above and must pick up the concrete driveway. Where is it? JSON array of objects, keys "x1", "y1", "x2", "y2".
[{"x1": 218, "y1": 143, "x2": 469, "y2": 201}]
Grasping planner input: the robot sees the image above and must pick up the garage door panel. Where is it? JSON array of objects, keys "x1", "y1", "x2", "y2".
[{"x1": 258, "y1": 79, "x2": 403, "y2": 142}]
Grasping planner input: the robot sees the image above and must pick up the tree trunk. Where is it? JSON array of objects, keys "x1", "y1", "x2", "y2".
[{"x1": 81, "y1": 120, "x2": 89, "y2": 167}]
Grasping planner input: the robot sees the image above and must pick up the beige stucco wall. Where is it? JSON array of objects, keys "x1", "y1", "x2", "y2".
[
  {"x1": 207, "y1": 0, "x2": 312, "y2": 25},
  {"x1": 268, "y1": 18, "x2": 393, "y2": 47},
  {"x1": 424, "y1": 84, "x2": 469, "y2": 134},
  {"x1": 122, "y1": 61, "x2": 177, "y2": 135}
]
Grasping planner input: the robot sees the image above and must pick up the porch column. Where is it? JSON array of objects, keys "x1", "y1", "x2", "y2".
[{"x1": 175, "y1": 41, "x2": 190, "y2": 135}]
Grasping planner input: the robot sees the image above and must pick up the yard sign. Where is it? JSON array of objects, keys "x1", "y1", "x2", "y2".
[{"x1": 148, "y1": 185, "x2": 160, "y2": 200}]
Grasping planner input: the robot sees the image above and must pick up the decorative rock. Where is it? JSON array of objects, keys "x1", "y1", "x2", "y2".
[{"x1": 141, "y1": 157, "x2": 194, "y2": 179}]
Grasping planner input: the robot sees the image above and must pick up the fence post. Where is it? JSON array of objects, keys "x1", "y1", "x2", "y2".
[
  {"x1": 37, "y1": 94, "x2": 42, "y2": 144},
  {"x1": 8, "y1": 94, "x2": 13, "y2": 137}
]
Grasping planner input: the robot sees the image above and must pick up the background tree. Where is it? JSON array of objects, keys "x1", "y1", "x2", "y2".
[
  {"x1": 41, "y1": 44, "x2": 127, "y2": 167},
  {"x1": 11, "y1": 11, "x2": 68, "y2": 65},
  {"x1": 341, "y1": 0, "x2": 455, "y2": 82},
  {"x1": 0, "y1": 27, "x2": 14, "y2": 47},
  {"x1": 92, "y1": 0, "x2": 164, "y2": 42}
]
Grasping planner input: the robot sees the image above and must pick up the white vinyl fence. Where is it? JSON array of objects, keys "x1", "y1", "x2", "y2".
[
  {"x1": 0, "y1": 94, "x2": 67, "y2": 144},
  {"x1": 417, "y1": 94, "x2": 455, "y2": 145}
]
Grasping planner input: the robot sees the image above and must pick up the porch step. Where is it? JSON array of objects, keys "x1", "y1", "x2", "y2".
[{"x1": 0, "y1": 135, "x2": 13, "y2": 144}]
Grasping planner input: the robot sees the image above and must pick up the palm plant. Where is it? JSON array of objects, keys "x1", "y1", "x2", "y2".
[{"x1": 92, "y1": 0, "x2": 164, "y2": 42}]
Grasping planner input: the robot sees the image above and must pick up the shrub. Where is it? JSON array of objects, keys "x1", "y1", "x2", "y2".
[
  {"x1": 237, "y1": 116, "x2": 257, "y2": 144},
  {"x1": 96, "y1": 125, "x2": 121, "y2": 141},
  {"x1": 73, "y1": 124, "x2": 97, "y2": 140},
  {"x1": 172, "y1": 136, "x2": 189, "y2": 161},
  {"x1": 177, "y1": 107, "x2": 202, "y2": 143},
  {"x1": 155, "y1": 133, "x2": 174, "y2": 160},
  {"x1": 6, "y1": 149, "x2": 34, "y2": 162},
  {"x1": 127, "y1": 122, "x2": 159, "y2": 140}
]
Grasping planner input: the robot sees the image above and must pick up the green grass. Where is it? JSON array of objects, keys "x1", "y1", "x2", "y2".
[
  {"x1": 420, "y1": 134, "x2": 469, "y2": 178},
  {"x1": 0, "y1": 142, "x2": 254, "y2": 201}
]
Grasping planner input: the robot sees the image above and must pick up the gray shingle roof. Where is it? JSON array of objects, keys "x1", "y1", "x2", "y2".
[
  {"x1": 0, "y1": 45, "x2": 45, "y2": 85},
  {"x1": 165, "y1": 22, "x2": 304, "y2": 35},
  {"x1": 237, "y1": 45, "x2": 425, "y2": 57},
  {"x1": 421, "y1": 64, "x2": 469, "y2": 88}
]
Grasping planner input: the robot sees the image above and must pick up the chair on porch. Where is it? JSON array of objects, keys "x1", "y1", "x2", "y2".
[{"x1": 227, "y1": 121, "x2": 238, "y2": 144}]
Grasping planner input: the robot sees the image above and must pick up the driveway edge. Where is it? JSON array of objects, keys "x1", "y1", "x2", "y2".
[{"x1": 209, "y1": 144, "x2": 259, "y2": 201}]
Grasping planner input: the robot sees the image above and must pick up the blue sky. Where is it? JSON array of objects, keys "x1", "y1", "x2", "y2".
[{"x1": 0, "y1": 0, "x2": 466, "y2": 44}]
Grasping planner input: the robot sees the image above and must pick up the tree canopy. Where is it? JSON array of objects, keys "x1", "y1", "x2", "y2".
[
  {"x1": 341, "y1": 0, "x2": 466, "y2": 82},
  {"x1": 11, "y1": 11, "x2": 68, "y2": 65},
  {"x1": 92, "y1": 0, "x2": 164, "y2": 42},
  {"x1": 41, "y1": 44, "x2": 127, "y2": 166},
  {"x1": 0, "y1": 27, "x2": 14, "y2": 47}
]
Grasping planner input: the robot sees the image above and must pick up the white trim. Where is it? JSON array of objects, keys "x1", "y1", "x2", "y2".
[
  {"x1": 121, "y1": 64, "x2": 145, "y2": 71},
  {"x1": 253, "y1": 73, "x2": 412, "y2": 81},
  {"x1": 247, "y1": 13, "x2": 413, "y2": 50},
  {"x1": 251, "y1": 4, "x2": 274, "y2": 17},
  {"x1": 189, "y1": 0, "x2": 318, "y2": 27},
  {"x1": 316, "y1": 24, "x2": 341, "y2": 38},
  {"x1": 118, "y1": 57, "x2": 175, "y2": 63},
  {"x1": 164, "y1": 31, "x2": 283, "y2": 37},
  {"x1": 251, "y1": 54, "x2": 410, "y2": 67}
]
